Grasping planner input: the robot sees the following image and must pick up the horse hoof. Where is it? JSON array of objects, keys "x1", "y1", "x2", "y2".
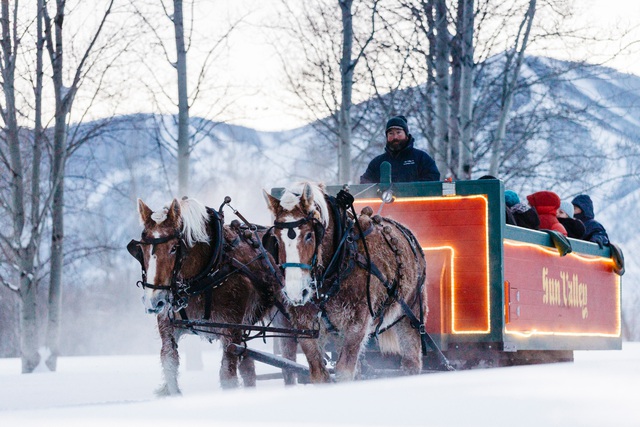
[
  {"x1": 155, "y1": 384, "x2": 182, "y2": 397},
  {"x1": 220, "y1": 378, "x2": 240, "y2": 389}
]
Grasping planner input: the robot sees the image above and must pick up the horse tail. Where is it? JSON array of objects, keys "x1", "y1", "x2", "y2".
[{"x1": 377, "y1": 328, "x2": 402, "y2": 355}]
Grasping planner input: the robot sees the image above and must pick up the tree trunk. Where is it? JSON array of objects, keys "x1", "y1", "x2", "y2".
[
  {"x1": 489, "y1": 0, "x2": 536, "y2": 177},
  {"x1": 423, "y1": 0, "x2": 437, "y2": 152},
  {"x1": 449, "y1": 2, "x2": 463, "y2": 179},
  {"x1": 174, "y1": 0, "x2": 190, "y2": 197},
  {"x1": 20, "y1": 268, "x2": 40, "y2": 373},
  {"x1": 433, "y1": 0, "x2": 450, "y2": 177},
  {"x1": 1, "y1": 0, "x2": 41, "y2": 373},
  {"x1": 338, "y1": 0, "x2": 354, "y2": 184},
  {"x1": 46, "y1": 0, "x2": 69, "y2": 371},
  {"x1": 458, "y1": 0, "x2": 474, "y2": 180}
]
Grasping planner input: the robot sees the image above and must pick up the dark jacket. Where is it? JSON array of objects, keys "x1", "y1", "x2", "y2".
[
  {"x1": 526, "y1": 191, "x2": 567, "y2": 236},
  {"x1": 509, "y1": 203, "x2": 540, "y2": 230},
  {"x1": 558, "y1": 216, "x2": 586, "y2": 240},
  {"x1": 571, "y1": 194, "x2": 610, "y2": 247},
  {"x1": 360, "y1": 137, "x2": 440, "y2": 184}
]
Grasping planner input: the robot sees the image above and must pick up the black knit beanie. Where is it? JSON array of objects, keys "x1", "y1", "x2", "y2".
[{"x1": 385, "y1": 115, "x2": 409, "y2": 135}]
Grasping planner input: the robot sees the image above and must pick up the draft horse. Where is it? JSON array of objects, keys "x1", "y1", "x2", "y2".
[
  {"x1": 264, "y1": 182, "x2": 429, "y2": 382},
  {"x1": 127, "y1": 197, "x2": 296, "y2": 394}
]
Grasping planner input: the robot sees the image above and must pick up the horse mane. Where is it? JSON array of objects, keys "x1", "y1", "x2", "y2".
[
  {"x1": 178, "y1": 198, "x2": 210, "y2": 247},
  {"x1": 280, "y1": 182, "x2": 330, "y2": 227}
]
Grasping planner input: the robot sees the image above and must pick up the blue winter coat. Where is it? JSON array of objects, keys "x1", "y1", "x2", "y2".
[
  {"x1": 359, "y1": 137, "x2": 440, "y2": 184},
  {"x1": 571, "y1": 194, "x2": 610, "y2": 247}
]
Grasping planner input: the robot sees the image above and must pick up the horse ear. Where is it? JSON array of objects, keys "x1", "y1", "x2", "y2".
[
  {"x1": 166, "y1": 199, "x2": 181, "y2": 223},
  {"x1": 300, "y1": 182, "x2": 314, "y2": 212},
  {"x1": 138, "y1": 199, "x2": 153, "y2": 224},
  {"x1": 263, "y1": 190, "x2": 280, "y2": 214}
]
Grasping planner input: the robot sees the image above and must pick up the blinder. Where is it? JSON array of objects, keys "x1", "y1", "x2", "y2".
[
  {"x1": 126, "y1": 231, "x2": 183, "y2": 291},
  {"x1": 262, "y1": 229, "x2": 280, "y2": 264},
  {"x1": 127, "y1": 239, "x2": 145, "y2": 268},
  {"x1": 274, "y1": 213, "x2": 325, "y2": 243}
]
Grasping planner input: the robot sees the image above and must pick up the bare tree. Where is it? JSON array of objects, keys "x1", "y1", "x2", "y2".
[
  {"x1": 273, "y1": 0, "x2": 379, "y2": 183},
  {"x1": 42, "y1": 0, "x2": 116, "y2": 370},
  {"x1": 488, "y1": 0, "x2": 535, "y2": 176},
  {"x1": 0, "y1": 0, "x2": 46, "y2": 373},
  {"x1": 129, "y1": 0, "x2": 241, "y2": 196},
  {"x1": 172, "y1": 0, "x2": 190, "y2": 196},
  {"x1": 457, "y1": 0, "x2": 474, "y2": 179}
]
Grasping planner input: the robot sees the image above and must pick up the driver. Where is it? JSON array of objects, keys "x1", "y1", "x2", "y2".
[{"x1": 359, "y1": 115, "x2": 440, "y2": 183}]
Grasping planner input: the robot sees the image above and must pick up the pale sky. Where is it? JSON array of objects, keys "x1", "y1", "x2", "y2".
[
  {"x1": 67, "y1": 0, "x2": 640, "y2": 132},
  {"x1": 212, "y1": 0, "x2": 640, "y2": 131}
]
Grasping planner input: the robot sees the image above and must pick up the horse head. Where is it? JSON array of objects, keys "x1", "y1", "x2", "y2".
[
  {"x1": 127, "y1": 197, "x2": 209, "y2": 314},
  {"x1": 264, "y1": 182, "x2": 329, "y2": 306}
]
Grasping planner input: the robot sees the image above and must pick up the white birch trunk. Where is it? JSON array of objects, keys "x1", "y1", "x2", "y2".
[
  {"x1": 338, "y1": 0, "x2": 354, "y2": 184},
  {"x1": 488, "y1": 0, "x2": 536, "y2": 177},
  {"x1": 458, "y1": 0, "x2": 474, "y2": 180},
  {"x1": 434, "y1": 0, "x2": 450, "y2": 177},
  {"x1": 1, "y1": 0, "x2": 41, "y2": 373},
  {"x1": 174, "y1": 0, "x2": 190, "y2": 197},
  {"x1": 46, "y1": 0, "x2": 69, "y2": 372}
]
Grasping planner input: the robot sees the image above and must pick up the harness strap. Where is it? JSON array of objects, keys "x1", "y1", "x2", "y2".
[
  {"x1": 347, "y1": 202, "x2": 375, "y2": 318},
  {"x1": 396, "y1": 296, "x2": 454, "y2": 371},
  {"x1": 281, "y1": 262, "x2": 312, "y2": 269},
  {"x1": 204, "y1": 289, "x2": 212, "y2": 320}
]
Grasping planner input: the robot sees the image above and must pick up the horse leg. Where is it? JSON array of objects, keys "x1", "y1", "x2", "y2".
[
  {"x1": 219, "y1": 335, "x2": 240, "y2": 389},
  {"x1": 157, "y1": 323, "x2": 181, "y2": 396},
  {"x1": 396, "y1": 318, "x2": 423, "y2": 375},
  {"x1": 279, "y1": 336, "x2": 298, "y2": 385},
  {"x1": 238, "y1": 353, "x2": 257, "y2": 387},
  {"x1": 334, "y1": 325, "x2": 368, "y2": 382},
  {"x1": 299, "y1": 338, "x2": 331, "y2": 383}
]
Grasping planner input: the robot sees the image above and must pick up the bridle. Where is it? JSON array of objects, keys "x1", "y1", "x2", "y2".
[
  {"x1": 273, "y1": 212, "x2": 325, "y2": 274},
  {"x1": 127, "y1": 206, "x2": 225, "y2": 312},
  {"x1": 126, "y1": 231, "x2": 185, "y2": 292},
  {"x1": 272, "y1": 193, "x2": 356, "y2": 301}
]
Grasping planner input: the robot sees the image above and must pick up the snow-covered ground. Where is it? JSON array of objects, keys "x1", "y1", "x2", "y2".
[{"x1": 1, "y1": 342, "x2": 638, "y2": 427}]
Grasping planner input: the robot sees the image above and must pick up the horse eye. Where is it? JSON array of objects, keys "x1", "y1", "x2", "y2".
[
  {"x1": 305, "y1": 232, "x2": 313, "y2": 242},
  {"x1": 169, "y1": 245, "x2": 178, "y2": 254}
]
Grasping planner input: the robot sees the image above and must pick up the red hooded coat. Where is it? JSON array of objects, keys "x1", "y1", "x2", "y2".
[{"x1": 526, "y1": 191, "x2": 568, "y2": 236}]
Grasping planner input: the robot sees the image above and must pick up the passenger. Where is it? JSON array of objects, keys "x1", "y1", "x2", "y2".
[
  {"x1": 571, "y1": 194, "x2": 610, "y2": 247},
  {"x1": 505, "y1": 190, "x2": 540, "y2": 230},
  {"x1": 360, "y1": 115, "x2": 440, "y2": 184},
  {"x1": 557, "y1": 200, "x2": 586, "y2": 239},
  {"x1": 526, "y1": 191, "x2": 567, "y2": 236}
]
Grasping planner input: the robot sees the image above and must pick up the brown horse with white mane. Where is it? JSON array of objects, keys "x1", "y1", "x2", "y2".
[
  {"x1": 264, "y1": 182, "x2": 428, "y2": 382},
  {"x1": 127, "y1": 197, "x2": 296, "y2": 394}
]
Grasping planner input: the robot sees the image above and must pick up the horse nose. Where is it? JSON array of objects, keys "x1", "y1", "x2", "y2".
[
  {"x1": 301, "y1": 288, "x2": 310, "y2": 301},
  {"x1": 143, "y1": 291, "x2": 168, "y2": 314}
]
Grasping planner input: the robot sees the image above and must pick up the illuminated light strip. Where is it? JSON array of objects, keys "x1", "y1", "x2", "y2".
[
  {"x1": 355, "y1": 195, "x2": 491, "y2": 335},
  {"x1": 356, "y1": 195, "x2": 488, "y2": 204},
  {"x1": 504, "y1": 239, "x2": 617, "y2": 265},
  {"x1": 503, "y1": 240, "x2": 622, "y2": 338},
  {"x1": 505, "y1": 325, "x2": 621, "y2": 339},
  {"x1": 449, "y1": 193, "x2": 492, "y2": 334},
  {"x1": 504, "y1": 272, "x2": 622, "y2": 338},
  {"x1": 364, "y1": 195, "x2": 491, "y2": 334},
  {"x1": 422, "y1": 246, "x2": 455, "y2": 334}
]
